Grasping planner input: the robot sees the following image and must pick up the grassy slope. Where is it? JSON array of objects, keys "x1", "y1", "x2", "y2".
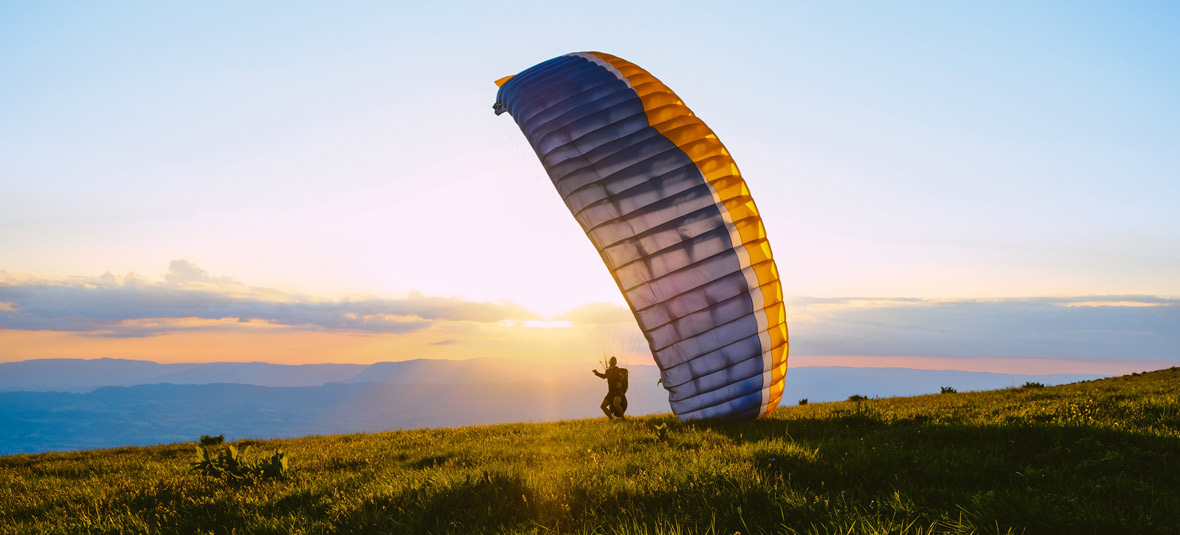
[{"x1": 1, "y1": 368, "x2": 1178, "y2": 535}]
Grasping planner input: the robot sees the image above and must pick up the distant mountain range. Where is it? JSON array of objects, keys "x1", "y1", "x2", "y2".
[
  {"x1": 0, "y1": 358, "x2": 368, "y2": 392},
  {"x1": 0, "y1": 357, "x2": 1104, "y2": 455}
]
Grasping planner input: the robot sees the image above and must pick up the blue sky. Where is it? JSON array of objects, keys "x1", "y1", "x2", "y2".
[{"x1": 2, "y1": 2, "x2": 1178, "y2": 370}]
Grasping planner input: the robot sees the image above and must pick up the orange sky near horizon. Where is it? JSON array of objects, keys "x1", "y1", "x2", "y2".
[
  {"x1": 4, "y1": 325, "x2": 1175, "y2": 378},
  {"x1": 0, "y1": 320, "x2": 655, "y2": 367}
]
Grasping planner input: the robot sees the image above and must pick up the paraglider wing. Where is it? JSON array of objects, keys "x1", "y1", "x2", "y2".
[{"x1": 494, "y1": 52, "x2": 788, "y2": 420}]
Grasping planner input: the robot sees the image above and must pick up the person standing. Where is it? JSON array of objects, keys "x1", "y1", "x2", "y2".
[{"x1": 593, "y1": 356, "x2": 629, "y2": 419}]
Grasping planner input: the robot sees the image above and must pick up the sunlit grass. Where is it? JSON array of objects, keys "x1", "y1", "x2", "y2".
[{"x1": 1, "y1": 368, "x2": 1177, "y2": 534}]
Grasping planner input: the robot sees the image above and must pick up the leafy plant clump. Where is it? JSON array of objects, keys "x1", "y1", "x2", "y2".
[
  {"x1": 798, "y1": 398, "x2": 808, "y2": 406},
  {"x1": 191, "y1": 444, "x2": 288, "y2": 481},
  {"x1": 651, "y1": 422, "x2": 670, "y2": 442},
  {"x1": 199, "y1": 434, "x2": 225, "y2": 446},
  {"x1": 847, "y1": 394, "x2": 868, "y2": 402},
  {"x1": 940, "y1": 386, "x2": 958, "y2": 394},
  {"x1": 1022, "y1": 381, "x2": 1046, "y2": 389}
]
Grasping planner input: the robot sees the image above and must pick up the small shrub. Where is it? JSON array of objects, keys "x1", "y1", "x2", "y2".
[
  {"x1": 191, "y1": 444, "x2": 288, "y2": 481},
  {"x1": 940, "y1": 386, "x2": 958, "y2": 394},
  {"x1": 651, "y1": 422, "x2": 670, "y2": 442},
  {"x1": 200, "y1": 434, "x2": 225, "y2": 446},
  {"x1": 798, "y1": 398, "x2": 808, "y2": 406},
  {"x1": 1022, "y1": 382, "x2": 1045, "y2": 389},
  {"x1": 847, "y1": 394, "x2": 868, "y2": 402}
]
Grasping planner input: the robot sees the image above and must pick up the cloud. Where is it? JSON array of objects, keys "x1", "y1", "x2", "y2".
[
  {"x1": 785, "y1": 295, "x2": 1180, "y2": 361},
  {"x1": 4, "y1": 263, "x2": 1176, "y2": 364},
  {"x1": 163, "y1": 259, "x2": 218, "y2": 285},
  {"x1": 0, "y1": 262, "x2": 537, "y2": 337}
]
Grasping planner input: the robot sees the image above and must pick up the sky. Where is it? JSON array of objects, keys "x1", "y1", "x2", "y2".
[{"x1": 2, "y1": 2, "x2": 1178, "y2": 375}]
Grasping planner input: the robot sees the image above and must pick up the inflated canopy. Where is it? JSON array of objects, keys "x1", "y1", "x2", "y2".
[{"x1": 494, "y1": 52, "x2": 788, "y2": 420}]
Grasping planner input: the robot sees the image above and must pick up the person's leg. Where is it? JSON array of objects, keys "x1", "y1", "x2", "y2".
[
  {"x1": 611, "y1": 395, "x2": 626, "y2": 418},
  {"x1": 600, "y1": 395, "x2": 613, "y2": 418}
]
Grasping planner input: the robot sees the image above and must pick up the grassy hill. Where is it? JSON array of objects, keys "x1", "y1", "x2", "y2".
[{"x1": 2, "y1": 368, "x2": 1177, "y2": 535}]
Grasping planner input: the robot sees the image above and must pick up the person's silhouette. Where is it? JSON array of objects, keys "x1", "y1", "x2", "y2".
[{"x1": 593, "y1": 356, "x2": 629, "y2": 419}]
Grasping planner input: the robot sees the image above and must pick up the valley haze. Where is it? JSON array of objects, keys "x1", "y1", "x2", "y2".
[{"x1": 1, "y1": 357, "x2": 1105, "y2": 455}]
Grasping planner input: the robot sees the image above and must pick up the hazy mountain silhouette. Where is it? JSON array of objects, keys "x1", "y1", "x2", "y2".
[
  {"x1": 153, "y1": 362, "x2": 366, "y2": 388},
  {"x1": 0, "y1": 358, "x2": 195, "y2": 392},
  {"x1": 0, "y1": 358, "x2": 366, "y2": 392},
  {"x1": 343, "y1": 357, "x2": 621, "y2": 385}
]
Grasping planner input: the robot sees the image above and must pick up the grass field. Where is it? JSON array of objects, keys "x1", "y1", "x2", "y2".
[{"x1": 2, "y1": 368, "x2": 1178, "y2": 534}]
